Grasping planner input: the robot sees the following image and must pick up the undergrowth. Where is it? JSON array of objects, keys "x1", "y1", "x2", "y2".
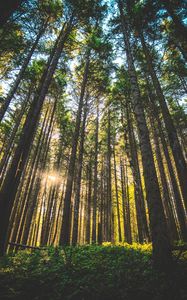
[{"x1": 0, "y1": 243, "x2": 186, "y2": 300}]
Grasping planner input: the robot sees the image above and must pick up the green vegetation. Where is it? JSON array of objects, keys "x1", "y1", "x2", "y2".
[{"x1": 0, "y1": 244, "x2": 187, "y2": 300}]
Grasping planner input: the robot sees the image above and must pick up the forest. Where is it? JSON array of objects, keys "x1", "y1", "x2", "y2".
[{"x1": 0, "y1": 0, "x2": 187, "y2": 299}]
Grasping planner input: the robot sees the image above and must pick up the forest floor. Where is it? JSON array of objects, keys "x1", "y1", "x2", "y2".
[{"x1": 0, "y1": 243, "x2": 187, "y2": 300}]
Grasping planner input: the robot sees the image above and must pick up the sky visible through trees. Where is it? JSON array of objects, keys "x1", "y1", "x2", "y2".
[{"x1": 0, "y1": 0, "x2": 186, "y2": 275}]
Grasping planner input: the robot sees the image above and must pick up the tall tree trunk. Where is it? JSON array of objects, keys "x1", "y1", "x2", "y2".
[
  {"x1": 122, "y1": 103, "x2": 150, "y2": 243},
  {"x1": 92, "y1": 100, "x2": 99, "y2": 243},
  {"x1": 25, "y1": 101, "x2": 56, "y2": 246},
  {"x1": 0, "y1": 85, "x2": 31, "y2": 184},
  {"x1": 60, "y1": 48, "x2": 90, "y2": 246},
  {"x1": 99, "y1": 160, "x2": 104, "y2": 243},
  {"x1": 146, "y1": 84, "x2": 187, "y2": 242},
  {"x1": 120, "y1": 157, "x2": 132, "y2": 243},
  {"x1": 125, "y1": 162, "x2": 132, "y2": 244},
  {"x1": 162, "y1": 0, "x2": 187, "y2": 58},
  {"x1": 72, "y1": 97, "x2": 88, "y2": 245},
  {"x1": 41, "y1": 184, "x2": 56, "y2": 246},
  {"x1": 118, "y1": 0, "x2": 172, "y2": 269},
  {"x1": 103, "y1": 162, "x2": 108, "y2": 242},
  {"x1": 139, "y1": 31, "x2": 187, "y2": 210},
  {"x1": 113, "y1": 143, "x2": 122, "y2": 242},
  {"x1": 12, "y1": 98, "x2": 55, "y2": 246},
  {"x1": 149, "y1": 111, "x2": 179, "y2": 241},
  {"x1": 0, "y1": 20, "x2": 74, "y2": 255},
  {"x1": 85, "y1": 161, "x2": 92, "y2": 244},
  {"x1": 106, "y1": 109, "x2": 113, "y2": 242},
  {"x1": 0, "y1": 19, "x2": 48, "y2": 121}
]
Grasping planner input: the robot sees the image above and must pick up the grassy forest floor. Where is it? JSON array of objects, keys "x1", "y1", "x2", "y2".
[{"x1": 0, "y1": 244, "x2": 187, "y2": 300}]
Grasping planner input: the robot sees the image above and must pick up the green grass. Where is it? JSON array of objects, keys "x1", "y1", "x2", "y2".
[{"x1": 0, "y1": 243, "x2": 187, "y2": 300}]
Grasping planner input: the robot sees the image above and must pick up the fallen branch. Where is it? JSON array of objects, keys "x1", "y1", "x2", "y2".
[{"x1": 8, "y1": 242, "x2": 44, "y2": 250}]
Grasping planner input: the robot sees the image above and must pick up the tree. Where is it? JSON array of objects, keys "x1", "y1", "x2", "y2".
[
  {"x1": 0, "y1": 12, "x2": 75, "y2": 255},
  {"x1": 117, "y1": 0, "x2": 172, "y2": 269},
  {"x1": 0, "y1": 0, "x2": 25, "y2": 27}
]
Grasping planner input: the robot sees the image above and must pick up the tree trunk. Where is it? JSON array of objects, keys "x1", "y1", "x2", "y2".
[
  {"x1": 85, "y1": 161, "x2": 92, "y2": 244},
  {"x1": 118, "y1": 0, "x2": 172, "y2": 269},
  {"x1": 113, "y1": 143, "x2": 122, "y2": 242},
  {"x1": 72, "y1": 97, "x2": 88, "y2": 245},
  {"x1": 0, "y1": 20, "x2": 74, "y2": 255},
  {"x1": 149, "y1": 111, "x2": 179, "y2": 241},
  {"x1": 146, "y1": 83, "x2": 187, "y2": 242},
  {"x1": 0, "y1": 19, "x2": 48, "y2": 121},
  {"x1": 120, "y1": 157, "x2": 132, "y2": 243},
  {"x1": 122, "y1": 103, "x2": 150, "y2": 243},
  {"x1": 162, "y1": 0, "x2": 187, "y2": 58},
  {"x1": 106, "y1": 108, "x2": 113, "y2": 242},
  {"x1": 0, "y1": 88, "x2": 30, "y2": 186},
  {"x1": 139, "y1": 31, "x2": 187, "y2": 210},
  {"x1": 60, "y1": 48, "x2": 90, "y2": 246},
  {"x1": 92, "y1": 100, "x2": 99, "y2": 243}
]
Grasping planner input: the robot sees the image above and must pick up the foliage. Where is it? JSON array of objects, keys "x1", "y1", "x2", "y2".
[{"x1": 0, "y1": 244, "x2": 187, "y2": 300}]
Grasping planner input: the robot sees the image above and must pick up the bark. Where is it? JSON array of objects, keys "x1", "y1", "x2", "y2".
[
  {"x1": 25, "y1": 113, "x2": 55, "y2": 245},
  {"x1": 60, "y1": 48, "x2": 90, "y2": 246},
  {"x1": 85, "y1": 161, "x2": 92, "y2": 244},
  {"x1": 0, "y1": 86, "x2": 31, "y2": 183},
  {"x1": 0, "y1": 19, "x2": 74, "y2": 255},
  {"x1": 99, "y1": 161, "x2": 104, "y2": 243},
  {"x1": 0, "y1": 19, "x2": 48, "y2": 121},
  {"x1": 41, "y1": 184, "x2": 56, "y2": 246},
  {"x1": 78, "y1": 197, "x2": 83, "y2": 244},
  {"x1": 3, "y1": 116, "x2": 32, "y2": 195},
  {"x1": 7, "y1": 158, "x2": 29, "y2": 251},
  {"x1": 150, "y1": 112, "x2": 179, "y2": 241},
  {"x1": 72, "y1": 97, "x2": 88, "y2": 245},
  {"x1": 120, "y1": 158, "x2": 132, "y2": 243},
  {"x1": 52, "y1": 187, "x2": 64, "y2": 245},
  {"x1": 139, "y1": 31, "x2": 187, "y2": 210},
  {"x1": 106, "y1": 109, "x2": 113, "y2": 242},
  {"x1": 48, "y1": 141, "x2": 67, "y2": 246},
  {"x1": 113, "y1": 143, "x2": 122, "y2": 242},
  {"x1": 118, "y1": 0, "x2": 172, "y2": 269},
  {"x1": 122, "y1": 103, "x2": 150, "y2": 243},
  {"x1": 162, "y1": 0, "x2": 187, "y2": 57},
  {"x1": 92, "y1": 100, "x2": 99, "y2": 243},
  {"x1": 16, "y1": 101, "x2": 55, "y2": 246},
  {"x1": 146, "y1": 84, "x2": 187, "y2": 242},
  {"x1": 123, "y1": 159, "x2": 132, "y2": 244},
  {"x1": 103, "y1": 162, "x2": 108, "y2": 242}
]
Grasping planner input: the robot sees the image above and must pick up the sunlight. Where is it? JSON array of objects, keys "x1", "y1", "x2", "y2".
[
  {"x1": 48, "y1": 175, "x2": 57, "y2": 182},
  {"x1": 41, "y1": 171, "x2": 62, "y2": 186}
]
